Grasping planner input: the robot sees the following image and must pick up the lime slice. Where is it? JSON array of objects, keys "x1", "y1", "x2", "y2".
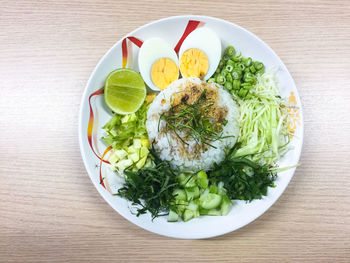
[{"x1": 104, "y1": 68, "x2": 146, "y2": 114}]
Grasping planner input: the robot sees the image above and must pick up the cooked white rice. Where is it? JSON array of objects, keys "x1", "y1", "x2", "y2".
[{"x1": 146, "y1": 77, "x2": 239, "y2": 172}]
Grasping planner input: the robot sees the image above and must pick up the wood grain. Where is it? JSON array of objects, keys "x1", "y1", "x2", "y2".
[{"x1": 1, "y1": 0, "x2": 350, "y2": 262}]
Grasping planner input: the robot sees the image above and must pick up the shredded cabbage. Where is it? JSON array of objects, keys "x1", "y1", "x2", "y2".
[{"x1": 233, "y1": 72, "x2": 290, "y2": 166}]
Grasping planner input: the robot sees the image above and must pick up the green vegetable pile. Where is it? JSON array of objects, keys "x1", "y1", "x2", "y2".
[
  {"x1": 234, "y1": 72, "x2": 290, "y2": 166},
  {"x1": 102, "y1": 102, "x2": 149, "y2": 149},
  {"x1": 118, "y1": 147, "x2": 232, "y2": 222},
  {"x1": 209, "y1": 46, "x2": 264, "y2": 99}
]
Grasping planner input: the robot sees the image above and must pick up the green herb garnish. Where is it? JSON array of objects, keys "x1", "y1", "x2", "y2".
[
  {"x1": 159, "y1": 89, "x2": 229, "y2": 148},
  {"x1": 117, "y1": 146, "x2": 179, "y2": 219},
  {"x1": 208, "y1": 148, "x2": 277, "y2": 201}
]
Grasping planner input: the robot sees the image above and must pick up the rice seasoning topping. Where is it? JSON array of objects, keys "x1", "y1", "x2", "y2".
[{"x1": 158, "y1": 81, "x2": 229, "y2": 157}]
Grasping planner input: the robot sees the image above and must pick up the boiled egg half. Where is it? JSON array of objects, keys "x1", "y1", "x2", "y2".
[
  {"x1": 179, "y1": 27, "x2": 221, "y2": 80},
  {"x1": 138, "y1": 38, "x2": 179, "y2": 91}
]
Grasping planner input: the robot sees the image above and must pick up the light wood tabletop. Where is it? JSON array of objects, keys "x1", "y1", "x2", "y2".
[{"x1": 1, "y1": 0, "x2": 350, "y2": 262}]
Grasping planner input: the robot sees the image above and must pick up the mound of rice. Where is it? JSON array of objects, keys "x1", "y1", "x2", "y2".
[{"x1": 146, "y1": 77, "x2": 239, "y2": 172}]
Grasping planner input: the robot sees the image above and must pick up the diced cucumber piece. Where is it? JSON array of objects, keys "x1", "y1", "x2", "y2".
[
  {"x1": 182, "y1": 209, "x2": 194, "y2": 222},
  {"x1": 209, "y1": 185, "x2": 218, "y2": 194},
  {"x1": 141, "y1": 138, "x2": 150, "y2": 147},
  {"x1": 196, "y1": 171, "x2": 209, "y2": 189},
  {"x1": 178, "y1": 173, "x2": 196, "y2": 187},
  {"x1": 108, "y1": 153, "x2": 119, "y2": 164},
  {"x1": 144, "y1": 158, "x2": 153, "y2": 168},
  {"x1": 176, "y1": 199, "x2": 188, "y2": 215},
  {"x1": 185, "y1": 186, "x2": 200, "y2": 201},
  {"x1": 173, "y1": 189, "x2": 187, "y2": 201},
  {"x1": 200, "y1": 193, "x2": 222, "y2": 209},
  {"x1": 187, "y1": 201, "x2": 200, "y2": 218},
  {"x1": 167, "y1": 210, "x2": 179, "y2": 222},
  {"x1": 199, "y1": 208, "x2": 222, "y2": 216},
  {"x1": 128, "y1": 152, "x2": 139, "y2": 163},
  {"x1": 114, "y1": 149, "x2": 128, "y2": 160},
  {"x1": 140, "y1": 146, "x2": 149, "y2": 158},
  {"x1": 116, "y1": 159, "x2": 132, "y2": 171},
  {"x1": 136, "y1": 156, "x2": 147, "y2": 169},
  {"x1": 187, "y1": 201, "x2": 198, "y2": 211},
  {"x1": 218, "y1": 181, "x2": 227, "y2": 195},
  {"x1": 221, "y1": 195, "x2": 231, "y2": 216},
  {"x1": 133, "y1": 138, "x2": 142, "y2": 149},
  {"x1": 127, "y1": 145, "x2": 137, "y2": 154}
]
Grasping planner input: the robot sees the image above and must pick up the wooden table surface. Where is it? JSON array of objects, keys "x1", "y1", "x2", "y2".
[{"x1": 1, "y1": 0, "x2": 350, "y2": 262}]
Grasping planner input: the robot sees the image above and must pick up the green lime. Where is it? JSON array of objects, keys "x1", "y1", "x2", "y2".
[{"x1": 104, "y1": 68, "x2": 146, "y2": 114}]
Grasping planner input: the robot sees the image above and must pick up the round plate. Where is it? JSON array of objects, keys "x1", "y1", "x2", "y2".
[{"x1": 79, "y1": 15, "x2": 303, "y2": 239}]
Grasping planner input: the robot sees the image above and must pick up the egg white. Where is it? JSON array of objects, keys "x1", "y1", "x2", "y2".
[
  {"x1": 138, "y1": 38, "x2": 179, "y2": 91},
  {"x1": 179, "y1": 27, "x2": 222, "y2": 80}
]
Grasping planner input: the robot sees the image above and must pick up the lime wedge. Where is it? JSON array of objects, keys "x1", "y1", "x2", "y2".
[{"x1": 104, "y1": 68, "x2": 146, "y2": 114}]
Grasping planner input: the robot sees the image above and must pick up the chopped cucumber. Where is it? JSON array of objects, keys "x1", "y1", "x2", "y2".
[
  {"x1": 199, "y1": 208, "x2": 222, "y2": 216},
  {"x1": 182, "y1": 209, "x2": 194, "y2": 222},
  {"x1": 209, "y1": 185, "x2": 218, "y2": 194},
  {"x1": 196, "y1": 171, "x2": 209, "y2": 189},
  {"x1": 200, "y1": 193, "x2": 222, "y2": 209},
  {"x1": 220, "y1": 195, "x2": 231, "y2": 216},
  {"x1": 185, "y1": 186, "x2": 200, "y2": 201},
  {"x1": 109, "y1": 153, "x2": 119, "y2": 164},
  {"x1": 141, "y1": 138, "x2": 150, "y2": 147},
  {"x1": 136, "y1": 156, "x2": 147, "y2": 169},
  {"x1": 133, "y1": 138, "x2": 142, "y2": 149},
  {"x1": 129, "y1": 152, "x2": 139, "y2": 163},
  {"x1": 114, "y1": 149, "x2": 128, "y2": 160},
  {"x1": 167, "y1": 210, "x2": 179, "y2": 222},
  {"x1": 178, "y1": 173, "x2": 197, "y2": 187},
  {"x1": 173, "y1": 189, "x2": 187, "y2": 201},
  {"x1": 127, "y1": 145, "x2": 137, "y2": 154},
  {"x1": 140, "y1": 146, "x2": 149, "y2": 158}
]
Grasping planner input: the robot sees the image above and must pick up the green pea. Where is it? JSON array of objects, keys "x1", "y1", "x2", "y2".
[
  {"x1": 226, "y1": 73, "x2": 233, "y2": 83},
  {"x1": 231, "y1": 71, "x2": 240, "y2": 80},
  {"x1": 233, "y1": 79, "x2": 241, "y2": 90},
  {"x1": 243, "y1": 57, "x2": 252, "y2": 67},
  {"x1": 221, "y1": 69, "x2": 230, "y2": 76},
  {"x1": 249, "y1": 65, "x2": 256, "y2": 73},
  {"x1": 225, "y1": 46, "x2": 236, "y2": 57},
  {"x1": 225, "y1": 65, "x2": 233, "y2": 72},
  {"x1": 225, "y1": 82, "x2": 233, "y2": 90},
  {"x1": 227, "y1": 59, "x2": 235, "y2": 67},
  {"x1": 253, "y1": 61, "x2": 264, "y2": 70},
  {"x1": 237, "y1": 63, "x2": 245, "y2": 70},
  {"x1": 216, "y1": 74, "x2": 226, "y2": 85}
]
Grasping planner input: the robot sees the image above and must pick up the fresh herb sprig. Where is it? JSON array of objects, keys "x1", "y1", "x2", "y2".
[
  {"x1": 159, "y1": 89, "x2": 228, "y2": 148},
  {"x1": 117, "y1": 146, "x2": 180, "y2": 219},
  {"x1": 208, "y1": 148, "x2": 277, "y2": 201}
]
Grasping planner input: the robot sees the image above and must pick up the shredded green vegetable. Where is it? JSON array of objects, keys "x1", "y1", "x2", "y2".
[{"x1": 233, "y1": 72, "x2": 290, "y2": 166}]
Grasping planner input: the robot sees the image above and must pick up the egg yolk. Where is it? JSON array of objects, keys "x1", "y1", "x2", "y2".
[
  {"x1": 179, "y1": 48, "x2": 209, "y2": 79},
  {"x1": 151, "y1": 58, "x2": 178, "y2": 90}
]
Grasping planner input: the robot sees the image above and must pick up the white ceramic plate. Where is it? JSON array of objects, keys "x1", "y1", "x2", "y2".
[{"x1": 79, "y1": 15, "x2": 303, "y2": 239}]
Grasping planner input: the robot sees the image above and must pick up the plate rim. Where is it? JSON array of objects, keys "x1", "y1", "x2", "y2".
[{"x1": 78, "y1": 15, "x2": 304, "y2": 239}]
